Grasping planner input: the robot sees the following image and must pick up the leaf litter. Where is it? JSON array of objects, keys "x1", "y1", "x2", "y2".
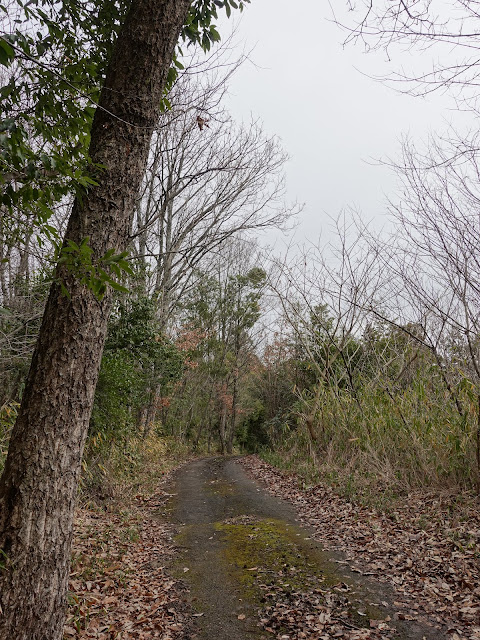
[
  {"x1": 65, "y1": 455, "x2": 480, "y2": 640},
  {"x1": 239, "y1": 455, "x2": 480, "y2": 640},
  {"x1": 218, "y1": 515, "x2": 403, "y2": 639},
  {"x1": 65, "y1": 487, "x2": 190, "y2": 639}
]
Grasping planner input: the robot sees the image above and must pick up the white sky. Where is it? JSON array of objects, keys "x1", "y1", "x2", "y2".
[{"x1": 218, "y1": 0, "x2": 468, "y2": 246}]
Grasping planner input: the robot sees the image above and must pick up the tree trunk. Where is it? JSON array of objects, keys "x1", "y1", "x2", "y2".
[
  {"x1": 0, "y1": 1, "x2": 191, "y2": 638},
  {"x1": 207, "y1": 418, "x2": 212, "y2": 454},
  {"x1": 142, "y1": 384, "x2": 161, "y2": 438},
  {"x1": 226, "y1": 372, "x2": 238, "y2": 455},
  {"x1": 219, "y1": 402, "x2": 227, "y2": 454}
]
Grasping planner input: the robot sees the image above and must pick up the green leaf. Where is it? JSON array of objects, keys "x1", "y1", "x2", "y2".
[
  {"x1": 109, "y1": 280, "x2": 129, "y2": 293},
  {"x1": 210, "y1": 26, "x2": 220, "y2": 42},
  {"x1": 102, "y1": 248, "x2": 116, "y2": 260},
  {"x1": 160, "y1": 96, "x2": 172, "y2": 112},
  {"x1": 66, "y1": 240, "x2": 80, "y2": 252},
  {"x1": 0, "y1": 38, "x2": 14, "y2": 66}
]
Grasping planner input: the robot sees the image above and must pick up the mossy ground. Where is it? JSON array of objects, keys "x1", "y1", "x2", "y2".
[
  {"x1": 214, "y1": 516, "x2": 383, "y2": 626},
  {"x1": 205, "y1": 479, "x2": 236, "y2": 497},
  {"x1": 215, "y1": 517, "x2": 325, "y2": 594}
]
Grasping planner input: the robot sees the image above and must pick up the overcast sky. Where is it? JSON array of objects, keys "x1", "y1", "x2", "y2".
[{"x1": 217, "y1": 0, "x2": 467, "y2": 247}]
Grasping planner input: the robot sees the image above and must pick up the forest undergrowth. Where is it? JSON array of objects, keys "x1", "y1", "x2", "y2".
[
  {"x1": 260, "y1": 412, "x2": 479, "y2": 513},
  {"x1": 65, "y1": 436, "x2": 196, "y2": 640}
]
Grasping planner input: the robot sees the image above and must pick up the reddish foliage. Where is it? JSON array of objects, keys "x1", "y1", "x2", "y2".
[{"x1": 175, "y1": 327, "x2": 206, "y2": 353}]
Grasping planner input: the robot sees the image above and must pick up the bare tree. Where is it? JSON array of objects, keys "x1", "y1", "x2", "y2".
[
  {"x1": 379, "y1": 135, "x2": 480, "y2": 480},
  {"x1": 338, "y1": 0, "x2": 480, "y2": 110},
  {"x1": 268, "y1": 221, "x2": 384, "y2": 456},
  {"x1": 131, "y1": 55, "x2": 298, "y2": 329}
]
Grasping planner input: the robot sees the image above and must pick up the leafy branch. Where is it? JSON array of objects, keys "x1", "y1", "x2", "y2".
[{"x1": 56, "y1": 238, "x2": 134, "y2": 299}]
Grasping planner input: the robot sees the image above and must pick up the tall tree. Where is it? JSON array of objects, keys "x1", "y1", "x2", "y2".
[
  {"x1": 0, "y1": 0, "x2": 248, "y2": 637},
  {"x1": 132, "y1": 60, "x2": 294, "y2": 328}
]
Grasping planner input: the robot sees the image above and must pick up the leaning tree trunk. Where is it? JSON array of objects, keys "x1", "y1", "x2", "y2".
[{"x1": 0, "y1": 1, "x2": 191, "y2": 638}]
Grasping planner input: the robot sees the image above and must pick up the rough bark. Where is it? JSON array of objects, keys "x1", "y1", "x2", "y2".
[{"x1": 0, "y1": 1, "x2": 191, "y2": 638}]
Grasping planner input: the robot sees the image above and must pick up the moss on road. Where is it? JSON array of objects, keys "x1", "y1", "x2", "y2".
[{"x1": 163, "y1": 457, "x2": 444, "y2": 640}]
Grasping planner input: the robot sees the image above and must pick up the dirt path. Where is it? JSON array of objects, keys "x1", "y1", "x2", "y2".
[{"x1": 162, "y1": 457, "x2": 444, "y2": 640}]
